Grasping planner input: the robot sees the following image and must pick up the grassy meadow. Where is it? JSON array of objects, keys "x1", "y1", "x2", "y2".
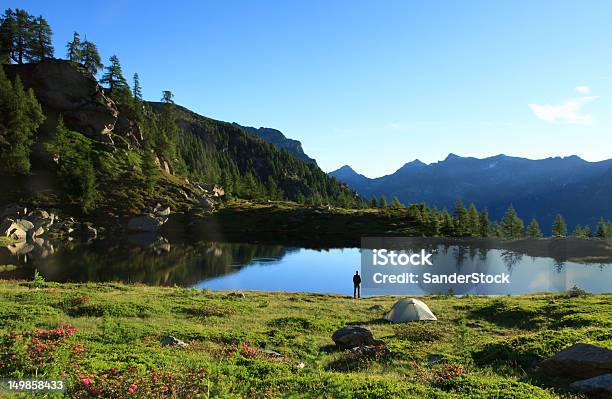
[{"x1": 1, "y1": 280, "x2": 610, "y2": 398}]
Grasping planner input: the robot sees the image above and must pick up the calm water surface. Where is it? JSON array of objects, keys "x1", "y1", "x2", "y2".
[{"x1": 1, "y1": 238, "x2": 610, "y2": 295}]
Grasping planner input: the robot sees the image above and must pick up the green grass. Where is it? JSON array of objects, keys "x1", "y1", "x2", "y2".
[
  {"x1": 0, "y1": 281, "x2": 610, "y2": 398},
  {"x1": 0, "y1": 237, "x2": 15, "y2": 247}
]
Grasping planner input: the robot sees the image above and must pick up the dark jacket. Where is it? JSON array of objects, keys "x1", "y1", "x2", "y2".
[{"x1": 353, "y1": 274, "x2": 362, "y2": 285}]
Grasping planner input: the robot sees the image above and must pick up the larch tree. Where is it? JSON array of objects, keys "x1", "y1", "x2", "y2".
[
  {"x1": 66, "y1": 31, "x2": 81, "y2": 62},
  {"x1": 28, "y1": 15, "x2": 54, "y2": 61},
  {"x1": 527, "y1": 218, "x2": 543, "y2": 238},
  {"x1": 0, "y1": 67, "x2": 45, "y2": 174},
  {"x1": 80, "y1": 40, "x2": 103, "y2": 76},
  {"x1": 101, "y1": 55, "x2": 129, "y2": 96},
  {"x1": 551, "y1": 214, "x2": 567, "y2": 237}
]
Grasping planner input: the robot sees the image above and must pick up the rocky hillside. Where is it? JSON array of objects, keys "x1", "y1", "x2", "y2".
[
  {"x1": 237, "y1": 125, "x2": 318, "y2": 166},
  {"x1": 1, "y1": 60, "x2": 360, "y2": 229}
]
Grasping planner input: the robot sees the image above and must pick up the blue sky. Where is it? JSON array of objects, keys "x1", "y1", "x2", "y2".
[{"x1": 7, "y1": 0, "x2": 612, "y2": 177}]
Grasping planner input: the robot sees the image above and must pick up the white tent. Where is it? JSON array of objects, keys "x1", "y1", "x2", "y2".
[{"x1": 384, "y1": 298, "x2": 437, "y2": 322}]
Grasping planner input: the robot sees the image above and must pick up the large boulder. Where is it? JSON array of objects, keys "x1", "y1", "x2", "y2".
[
  {"x1": 570, "y1": 374, "x2": 612, "y2": 398},
  {"x1": 127, "y1": 214, "x2": 167, "y2": 233},
  {"x1": 3, "y1": 60, "x2": 118, "y2": 142},
  {"x1": 540, "y1": 343, "x2": 612, "y2": 379},
  {"x1": 331, "y1": 325, "x2": 375, "y2": 349}
]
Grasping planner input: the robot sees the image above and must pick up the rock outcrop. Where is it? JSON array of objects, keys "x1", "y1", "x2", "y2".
[
  {"x1": 570, "y1": 374, "x2": 612, "y2": 398},
  {"x1": 3, "y1": 60, "x2": 118, "y2": 143},
  {"x1": 540, "y1": 343, "x2": 612, "y2": 379},
  {"x1": 331, "y1": 325, "x2": 375, "y2": 349}
]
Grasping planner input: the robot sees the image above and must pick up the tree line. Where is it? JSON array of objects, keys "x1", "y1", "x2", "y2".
[{"x1": 367, "y1": 196, "x2": 612, "y2": 240}]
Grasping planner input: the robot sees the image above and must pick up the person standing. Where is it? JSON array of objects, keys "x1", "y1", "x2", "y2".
[{"x1": 353, "y1": 270, "x2": 361, "y2": 299}]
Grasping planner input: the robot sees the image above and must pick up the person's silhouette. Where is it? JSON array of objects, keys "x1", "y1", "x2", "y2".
[{"x1": 353, "y1": 270, "x2": 361, "y2": 299}]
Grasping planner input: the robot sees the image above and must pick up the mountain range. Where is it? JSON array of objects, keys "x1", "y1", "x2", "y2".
[{"x1": 330, "y1": 154, "x2": 612, "y2": 232}]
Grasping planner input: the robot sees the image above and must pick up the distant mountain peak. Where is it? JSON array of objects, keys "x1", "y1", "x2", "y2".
[
  {"x1": 336, "y1": 165, "x2": 356, "y2": 173},
  {"x1": 396, "y1": 159, "x2": 426, "y2": 173},
  {"x1": 236, "y1": 124, "x2": 317, "y2": 165},
  {"x1": 444, "y1": 153, "x2": 462, "y2": 161}
]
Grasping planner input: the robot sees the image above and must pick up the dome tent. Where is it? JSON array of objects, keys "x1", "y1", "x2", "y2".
[{"x1": 384, "y1": 298, "x2": 437, "y2": 323}]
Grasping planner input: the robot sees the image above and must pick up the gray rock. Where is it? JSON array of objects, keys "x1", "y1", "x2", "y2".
[
  {"x1": 14, "y1": 219, "x2": 34, "y2": 232},
  {"x1": 160, "y1": 336, "x2": 188, "y2": 348},
  {"x1": 369, "y1": 304, "x2": 384, "y2": 311},
  {"x1": 4, "y1": 60, "x2": 118, "y2": 141},
  {"x1": 332, "y1": 325, "x2": 375, "y2": 349},
  {"x1": 154, "y1": 203, "x2": 171, "y2": 216},
  {"x1": 227, "y1": 292, "x2": 245, "y2": 298},
  {"x1": 261, "y1": 349, "x2": 283, "y2": 358},
  {"x1": 570, "y1": 374, "x2": 612, "y2": 398},
  {"x1": 127, "y1": 214, "x2": 166, "y2": 233},
  {"x1": 540, "y1": 343, "x2": 612, "y2": 379}
]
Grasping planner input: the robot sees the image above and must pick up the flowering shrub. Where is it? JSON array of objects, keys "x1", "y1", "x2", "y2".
[
  {"x1": 69, "y1": 367, "x2": 209, "y2": 398},
  {"x1": 223, "y1": 341, "x2": 258, "y2": 358},
  {"x1": 0, "y1": 324, "x2": 80, "y2": 376},
  {"x1": 435, "y1": 364, "x2": 466, "y2": 381}
]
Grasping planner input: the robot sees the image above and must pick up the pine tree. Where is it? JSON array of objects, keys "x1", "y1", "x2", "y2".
[
  {"x1": 551, "y1": 214, "x2": 567, "y2": 237},
  {"x1": 101, "y1": 55, "x2": 129, "y2": 96},
  {"x1": 390, "y1": 196, "x2": 403, "y2": 208},
  {"x1": 527, "y1": 218, "x2": 543, "y2": 238},
  {"x1": 499, "y1": 205, "x2": 525, "y2": 239},
  {"x1": 161, "y1": 90, "x2": 174, "y2": 104},
  {"x1": 467, "y1": 203, "x2": 480, "y2": 236},
  {"x1": 132, "y1": 73, "x2": 142, "y2": 102},
  {"x1": 28, "y1": 15, "x2": 53, "y2": 61},
  {"x1": 80, "y1": 40, "x2": 103, "y2": 76},
  {"x1": 378, "y1": 195, "x2": 387, "y2": 208},
  {"x1": 478, "y1": 209, "x2": 490, "y2": 237},
  {"x1": 0, "y1": 68, "x2": 45, "y2": 174},
  {"x1": 368, "y1": 196, "x2": 377, "y2": 208},
  {"x1": 12, "y1": 9, "x2": 34, "y2": 64},
  {"x1": 66, "y1": 31, "x2": 81, "y2": 62},
  {"x1": 596, "y1": 218, "x2": 606, "y2": 238},
  {"x1": 453, "y1": 199, "x2": 469, "y2": 236},
  {"x1": 141, "y1": 143, "x2": 159, "y2": 194},
  {"x1": 47, "y1": 118, "x2": 99, "y2": 213},
  {"x1": 0, "y1": 9, "x2": 16, "y2": 63}
]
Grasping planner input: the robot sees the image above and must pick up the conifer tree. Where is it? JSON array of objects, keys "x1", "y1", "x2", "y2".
[
  {"x1": 0, "y1": 68, "x2": 44, "y2": 174},
  {"x1": 390, "y1": 196, "x2": 403, "y2": 209},
  {"x1": 141, "y1": 143, "x2": 159, "y2": 194},
  {"x1": 467, "y1": 203, "x2": 480, "y2": 236},
  {"x1": 453, "y1": 199, "x2": 469, "y2": 236},
  {"x1": 132, "y1": 73, "x2": 142, "y2": 102},
  {"x1": 0, "y1": 9, "x2": 35, "y2": 64},
  {"x1": 551, "y1": 214, "x2": 567, "y2": 237},
  {"x1": 499, "y1": 204, "x2": 525, "y2": 239},
  {"x1": 478, "y1": 209, "x2": 490, "y2": 237},
  {"x1": 101, "y1": 55, "x2": 129, "y2": 96},
  {"x1": 0, "y1": 9, "x2": 16, "y2": 63},
  {"x1": 368, "y1": 196, "x2": 377, "y2": 208},
  {"x1": 80, "y1": 40, "x2": 103, "y2": 76},
  {"x1": 161, "y1": 90, "x2": 174, "y2": 104},
  {"x1": 28, "y1": 15, "x2": 53, "y2": 61},
  {"x1": 527, "y1": 218, "x2": 543, "y2": 238},
  {"x1": 378, "y1": 195, "x2": 387, "y2": 208},
  {"x1": 66, "y1": 31, "x2": 81, "y2": 62},
  {"x1": 596, "y1": 218, "x2": 607, "y2": 238}
]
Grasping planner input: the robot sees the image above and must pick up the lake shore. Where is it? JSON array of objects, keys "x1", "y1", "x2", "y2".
[{"x1": 1, "y1": 280, "x2": 610, "y2": 398}]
